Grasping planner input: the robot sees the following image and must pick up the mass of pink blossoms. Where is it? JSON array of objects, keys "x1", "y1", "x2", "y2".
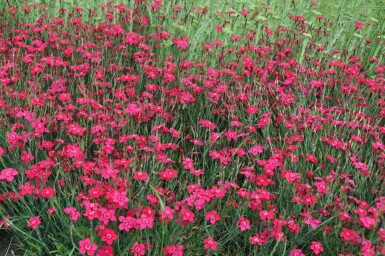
[{"x1": 0, "y1": 1, "x2": 385, "y2": 255}]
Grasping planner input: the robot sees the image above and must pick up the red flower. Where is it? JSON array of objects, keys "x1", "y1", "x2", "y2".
[
  {"x1": 249, "y1": 231, "x2": 269, "y2": 246},
  {"x1": 310, "y1": 241, "x2": 324, "y2": 255},
  {"x1": 27, "y1": 216, "x2": 41, "y2": 229},
  {"x1": 163, "y1": 244, "x2": 184, "y2": 256},
  {"x1": 159, "y1": 206, "x2": 175, "y2": 222},
  {"x1": 100, "y1": 228, "x2": 118, "y2": 245},
  {"x1": 290, "y1": 249, "x2": 304, "y2": 256},
  {"x1": 172, "y1": 36, "x2": 189, "y2": 50},
  {"x1": 40, "y1": 187, "x2": 55, "y2": 199},
  {"x1": 240, "y1": 9, "x2": 250, "y2": 16},
  {"x1": 340, "y1": 228, "x2": 358, "y2": 244},
  {"x1": 259, "y1": 210, "x2": 275, "y2": 220},
  {"x1": 20, "y1": 151, "x2": 34, "y2": 163},
  {"x1": 96, "y1": 245, "x2": 114, "y2": 256},
  {"x1": 354, "y1": 22, "x2": 363, "y2": 30},
  {"x1": 248, "y1": 145, "x2": 265, "y2": 156},
  {"x1": 98, "y1": 208, "x2": 116, "y2": 225},
  {"x1": 124, "y1": 32, "x2": 143, "y2": 45},
  {"x1": 133, "y1": 172, "x2": 149, "y2": 181},
  {"x1": 158, "y1": 168, "x2": 178, "y2": 181},
  {"x1": 180, "y1": 208, "x2": 195, "y2": 224},
  {"x1": 203, "y1": 237, "x2": 218, "y2": 250},
  {"x1": 47, "y1": 208, "x2": 56, "y2": 215}
]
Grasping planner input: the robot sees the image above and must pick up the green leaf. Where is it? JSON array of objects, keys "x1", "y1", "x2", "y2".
[
  {"x1": 353, "y1": 33, "x2": 363, "y2": 38},
  {"x1": 162, "y1": 40, "x2": 173, "y2": 48},
  {"x1": 223, "y1": 26, "x2": 233, "y2": 35},
  {"x1": 256, "y1": 15, "x2": 267, "y2": 22},
  {"x1": 311, "y1": 10, "x2": 322, "y2": 16},
  {"x1": 370, "y1": 17, "x2": 379, "y2": 23}
]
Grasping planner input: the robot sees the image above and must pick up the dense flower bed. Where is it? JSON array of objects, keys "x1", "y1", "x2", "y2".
[{"x1": 0, "y1": 1, "x2": 385, "y2": 255}]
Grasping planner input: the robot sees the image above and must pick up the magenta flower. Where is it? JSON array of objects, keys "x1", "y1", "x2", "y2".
[
  {"x1": 79, "y1": 238, "x2": 98, "y2": 256},
  {"x1": 0, "y1": 168, "x2": 18, "y2": 182}
]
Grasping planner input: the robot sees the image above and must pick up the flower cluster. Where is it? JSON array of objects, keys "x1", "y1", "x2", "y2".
[{"x1": 0, "y1": 1, "x2": 384, "y2": 256}]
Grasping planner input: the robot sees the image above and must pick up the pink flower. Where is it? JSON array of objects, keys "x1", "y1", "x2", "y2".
[
  {"x1": 360, "y1": 216, "x2": 376, "y2": 230},
  {"x1": 20, "y1": 151, "x2": 34, "y2": 163},
  {"x1": 259, "y1": 210, "x2": 275, "y2": 220},
  {"x1": 96, "y1": 245, "x2": 114, "y2": 256},
  {"x1": 281, "y1": 170, "x2": 301, "y2": 184},
  {"x1": 290, "y1": 249, "x2": 305, "y2": 256},
  {"x1": 240, "y1": 9, "x2": 250, "y2": 16},
  {"x1": 159, "y1": 206, "x2": 175, "y2": 222},
  {"x1": 249, "y1": 232, "x2": 269, "y2": 246},
  {"x1": 118, "y1": 215, "x2": 136, "y2": 232},
  {"x1": 237, "y1": 216, "x2": 250, "y2": 231},
  {"x1": 0, "y1": 168, "x2": 18, "y2": 182},
  {"x1": 310, "y1": 241, "x2": 324, "y2": 255},
  {"x1": 40, "y1": 187, "x2": 55, "y2": 199},
  {"x1": 198, "y1": 119, "x2": 217, "y2": 130},
  {"x1": 98, "y1": 208, "x2": 116, "y2": 225},
  {"x1": 248, "y1": 145, "x2": 265, "y2": 156},
  {"x1": 112, "y1": 191, "x2": 129, "y2": 207},
  {"x1": 133, "y1": 172, "x2": 149, "y2": 181},
  {"x1": 47, "y1": 208, "x2": 56, "y2": 215},
  {"x1": 203, "y1": 237, "x2": 217, "y2": 250},
  {"x1": 130, "y1": 242, "x2": 147, "y2": 256},
  {"x1": 64, "y1": 207, "x2": 81, "y2": 221},
  {"x1": 163, "y1": 244, "x2": 184, "y2": 256},
  {"x1": 27, "y1": 216, "x2": 41, "y2": 229},
  {"x1": 354, "y1": 21, "x2": 363, "y2": 30},
  {"x1": 79, "y1": 238, "x2": 98, "y2": 255},
  {"x1": 205, "y1": 210, "x2": 221, "y2": 225},
  {"x1": 101, "y1": 166, "x2": 119, "y2": 179},
  {"x1": 340, "y1": 228, "x2": 358, "y2": 244},
  {"x1": 172, "y1": 36, "x2": 189, "y2": 50},
  {"x1": 137, "y1": 214, "x2": 154, "y2": 229},
  {"x1": 180, "y1": 208, "x2": 195, "y2": 224}
]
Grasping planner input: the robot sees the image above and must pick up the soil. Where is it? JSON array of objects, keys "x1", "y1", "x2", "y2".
[{"x1": 0, "y1": 230, "x2": 22, "y2": 256}]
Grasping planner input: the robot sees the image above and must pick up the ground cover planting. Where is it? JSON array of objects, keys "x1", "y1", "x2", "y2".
[{"x1": 1, "y1": 0, "x2": 385, "y2": 255}]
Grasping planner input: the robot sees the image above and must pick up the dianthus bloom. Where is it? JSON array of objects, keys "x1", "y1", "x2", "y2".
[
  {"x1": 172, "y1": 36, "x2": 189, "y2": 50},
  {"x1": 163, "y1": 244, "x2": 184, "y2": 256},
  {"x1": 27, "y1": 216, "x2": 41, "y2": 229},
  {"x1": 0, "y1": 168, "x2": 18, "y2": 182},
  {"x1": 310, "y1": 241, "x2": 324, "y2": 255},
  {"x1": 112, "y1": 190, "x2": 129, "y2": 207},
  {"x1": 79, "y1": 238, "x2": 98, "y2": 256},
  {"x1": 354, "y1": 21, "x2": 363, "y2": 30},
  {"x1": 130, "y1": 242, "x2": 147, "y2": 256},
  {"x1": 237, "y1": 216, "x2": 250, "y2": 231},
  {"x1": 290, "y1": 249, "x2": 305, "y2": 256},
  {"x1": 203, "y1": 237, "x2": 218, "y2": 250},
  {"x1": 96, "y1": 245, "x2": 114, "y2": 256},
  {"x1": 205, "y1": 210, "x2": 221, "y2": 224}
]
